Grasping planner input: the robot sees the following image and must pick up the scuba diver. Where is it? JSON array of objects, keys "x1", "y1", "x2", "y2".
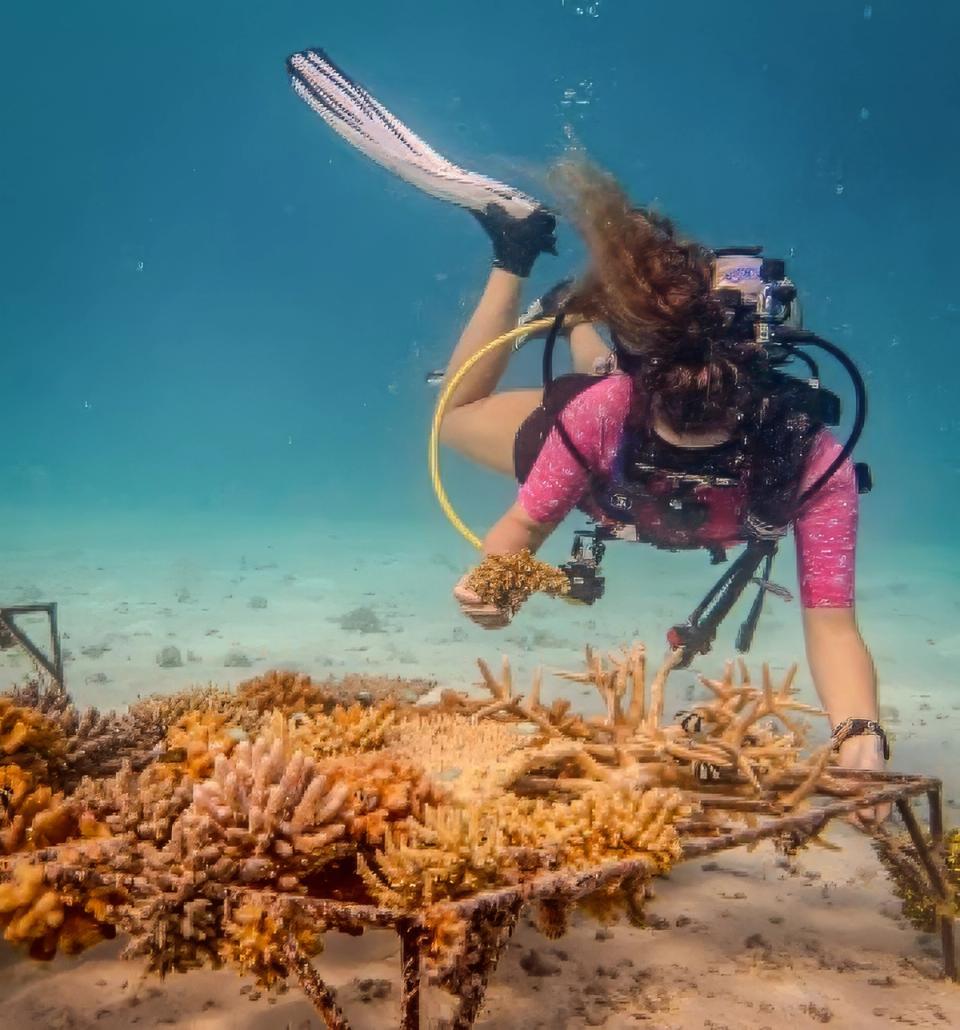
[{"x1": 287, "y1": 48, "x2": 887, "y2": 825}]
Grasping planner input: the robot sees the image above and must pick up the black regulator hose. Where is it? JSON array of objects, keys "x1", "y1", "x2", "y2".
[
  {"x1": 776, "y1": 329, "x2": 869, "y2": 508},
  {"x1": 541, "y1": 308, "x2": 566, "y2": 387}
]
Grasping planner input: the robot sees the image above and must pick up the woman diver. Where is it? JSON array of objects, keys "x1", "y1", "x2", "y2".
[
  {"x1": 437, "y1": 163, "x2": 887, "y2": 825},
  {"x1": 286, "y1": 48, "x2": 887, "y2": 825}
]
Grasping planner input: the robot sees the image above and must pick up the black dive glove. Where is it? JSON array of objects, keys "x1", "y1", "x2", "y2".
[{"x1": 472, "y1": 203, "x2": 557, "y2": 278}]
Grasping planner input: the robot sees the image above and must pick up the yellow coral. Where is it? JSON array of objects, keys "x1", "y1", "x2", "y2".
[
  {"x1": 359, "y1": 784, "x2": 687, "y2": 910},
  {"x1": 465, "y1": 550, "x2": 570, "y2": 615},
  {"x1": 0, "y1": 638, "x2": 868, "y2": 990},
  {"x1": 220, "y1": 903, "x2": 323, "y2": 989}
]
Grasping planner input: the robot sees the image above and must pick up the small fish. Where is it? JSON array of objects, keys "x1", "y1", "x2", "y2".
[
  {"x1": 425, "y1": 369, "x2": 446, "y2": 386},
  {"x1": 749, "y1": 578, "x2": 794, "y2": 602}
]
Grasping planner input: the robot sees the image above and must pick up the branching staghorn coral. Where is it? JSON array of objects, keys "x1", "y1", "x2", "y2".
[
  {"x1": 235, "y1": 670, "x2": 435, "y2": 718},
  {"x1": 386, "y1": 712, "x2": 537, "y2": 804},
  {"x1": 465, "y1": 550, "x2": 570, "y2": 615},
  {"x1": 236, "y1": 670, "x2": 336, "y2": 718},
  {"x1": 358, "y1": 785, "x2": 687, "y2": 912},
  {"x1": 454, "y1": 644, "x2": 832, "y2": 810},
  {"x1": 290, "y1": 702, "x2": 398, "y2": 758},
  {"x1": 0, "y1": 641, "x2": 916, "y2": 1017}
]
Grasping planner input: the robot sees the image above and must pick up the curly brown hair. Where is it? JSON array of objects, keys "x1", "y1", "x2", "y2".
[{"x1": 550, "y1": 159, "x2": 764, "y2": 431}]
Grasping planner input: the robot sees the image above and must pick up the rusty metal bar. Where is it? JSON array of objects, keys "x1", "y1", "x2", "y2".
[
  {"x1": 698, "y1": 796, "x2": 779, "y2": 813},
  {"x1": 283, "y1": 933, "x2": 350, "y2": 1030},
  {"x1": 894, "y1": 799, "x2": 949, "y2": 901},
  {"x1": 941, "y1": 916, "x2": 958, "y2": 984},
  {"x1": 927, "y1": 786, "x2": 944, "y2": 844},
  {"x1": 0, "y1": 603, "x2": 64, "y2": 689},
  {"x1": 231, "y1": 887, "x2": 403, "y2": 929},
  {"x1": 825, "y1": 769, "x2": 942, "y2": 786},
  {"x1": 447, "y1": 900, "x2": 523, "y2": 1030},
  {"x1": 398, "y1": 919, "x2": 422, "y2": 1030}
]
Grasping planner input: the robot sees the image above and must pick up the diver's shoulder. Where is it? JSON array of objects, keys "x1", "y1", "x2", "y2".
[{"x1": 582, "y1": 370, "x2": 633, "y2": 404}]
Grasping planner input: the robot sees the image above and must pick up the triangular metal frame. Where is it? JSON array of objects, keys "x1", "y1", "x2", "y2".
[{"x1": 0, "y1": 603, "x2": 64, "y2": 690}]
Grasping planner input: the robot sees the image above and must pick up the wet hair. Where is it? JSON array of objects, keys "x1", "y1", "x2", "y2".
[{"x1": 550, "y1": 158, "x2": 765, "y2": 431}]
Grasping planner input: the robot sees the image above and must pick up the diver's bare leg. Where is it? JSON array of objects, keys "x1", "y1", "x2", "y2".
[
  {"x1": 439, "y1": 269, "x2": 542, "y2": 474},
  {"x1": 441, "y1": 389, "x2": 542, "y2": 476},
  {"x1": 444, "y1": 269, "x2": 524, "y2": 408}
]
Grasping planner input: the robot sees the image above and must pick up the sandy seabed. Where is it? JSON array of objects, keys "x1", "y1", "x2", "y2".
[{"x1": 1, "y1": 510, "x2": 958, "y2": 1028}]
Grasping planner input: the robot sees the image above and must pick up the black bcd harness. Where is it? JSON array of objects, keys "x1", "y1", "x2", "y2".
[{"x1": 530, "y1": 306, "x2": 872, "y2": 668}]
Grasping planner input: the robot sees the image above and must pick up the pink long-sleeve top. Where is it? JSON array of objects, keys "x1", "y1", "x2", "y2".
[{"x1": 517, "y1": 375, "x2": 857, "y2": 608}]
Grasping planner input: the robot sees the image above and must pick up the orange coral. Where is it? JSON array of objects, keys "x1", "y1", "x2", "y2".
[
  {"x1": 290, "y1": 702, "x2": 397, "y2": 758},
  {"x1": 163, "y1": 710, "x2": 242, "y2": 780},
  {"x1": 220, "y1": 903, "x2": 323, "y2": 989},
  {"x1": 0, "y1": 698, "x2": 66, "y2": 781},
  {"x1": 236, "y1": 670, "x2": 334, "y2": 717},
  {"x1": 0, "y1": 861, "x2": 124, "y2": 960},
  {"x1": 0, "y1": 764, "x2": 108, "y2": 855}
]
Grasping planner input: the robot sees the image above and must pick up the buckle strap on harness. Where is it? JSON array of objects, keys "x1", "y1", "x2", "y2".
[{"x1": 667, "y1": 538, "x2": 779, "y2": 667}]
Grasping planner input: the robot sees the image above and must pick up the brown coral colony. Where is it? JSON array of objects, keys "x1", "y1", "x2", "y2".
[{"x1": 0, "y1": 646, "x2": 955, "y2": 1021}]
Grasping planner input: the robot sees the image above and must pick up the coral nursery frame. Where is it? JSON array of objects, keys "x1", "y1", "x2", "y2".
[
  {"x1": 2, "y1": 643, "x2": 956, "y2": 1030},
  {"x1": 0, "y1": 604, "x2": 64, "y2": 691},
  {"x1": 230, "y1": 769, "x2": 955, "y2": 1030}
]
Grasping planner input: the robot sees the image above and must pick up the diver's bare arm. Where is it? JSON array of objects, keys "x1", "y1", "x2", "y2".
[
  {"x1": 803, "y1": 606, "x2": 887, "y2": 825},
  {"x1": 444, "y1": 269, "x2": 524, "y2": 410},
  {"x1": 802, "y1": 606, "x2": 881, "y2": 759},
  {"x1": 569, "y1": 322, "x2": 612, "y2": 374},
  {"x1": 483, "y1": 502, "x2": 558, "y2": 555},
  {"x1": 802, "y1": 607, "x2": 877, "y2": 724},
  {"x1": 453, "y1": 504, "x2": 559, "y2": 627}
]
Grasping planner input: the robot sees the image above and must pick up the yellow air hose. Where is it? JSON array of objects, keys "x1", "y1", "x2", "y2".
[{"x1": 428, "y1": 316, "x2": 557, "y2": 549}]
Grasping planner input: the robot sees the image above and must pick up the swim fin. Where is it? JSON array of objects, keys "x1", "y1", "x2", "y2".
[{"x1": 287, "y1": 49, "x2": 543, "y2": 218}]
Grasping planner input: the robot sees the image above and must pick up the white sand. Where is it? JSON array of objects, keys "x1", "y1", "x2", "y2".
[{"x1": 1, "y1": 510, "x2": 958, "y2": 1026}]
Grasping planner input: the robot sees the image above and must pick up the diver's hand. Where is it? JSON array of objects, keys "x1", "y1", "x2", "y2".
[
  {"x1": 453, "y1": 574, "x2": 511, "y2": 630},
  {"x1": 837, "y1": 734, "x2": 891, "y2": 831},
  {"x1": 472, "y1": 203, "x2": 557, "y2": 278}
]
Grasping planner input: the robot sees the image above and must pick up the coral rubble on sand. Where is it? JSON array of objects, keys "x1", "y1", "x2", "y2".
[{"x1": 0, "y1": 644, "x2": 948, "y2": 1010}]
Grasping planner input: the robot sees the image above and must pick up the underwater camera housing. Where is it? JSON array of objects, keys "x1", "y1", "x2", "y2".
[
  {"x1": 713, "y1": 247, "x2": 845, "y2": 428},
  {"x1": 712, "y1": 247, "x2": 799, "y2": 348},
  {"x1": 559, "y1": 528, "x2": 608, "y2": 604}
]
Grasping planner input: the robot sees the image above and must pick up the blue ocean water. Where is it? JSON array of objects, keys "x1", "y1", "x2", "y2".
[
  {"x1": 3, "y1": 7, "x2": 960, "y2": 1023},
  {"x1": 1, "y1": 1, "x2": 958, "y2": 699}
]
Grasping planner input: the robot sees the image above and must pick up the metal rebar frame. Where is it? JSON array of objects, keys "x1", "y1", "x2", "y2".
[
  {"x1": 217, "y1": 769, "x2": 957, "y2": 1030},
  {"x1": 0, "y1": 603, "x2": 64, "y2": 689}
]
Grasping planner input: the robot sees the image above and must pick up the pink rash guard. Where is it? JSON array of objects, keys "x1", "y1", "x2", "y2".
[{"x1": 517, "y1": 374, "x2": 857, "y2": 608}]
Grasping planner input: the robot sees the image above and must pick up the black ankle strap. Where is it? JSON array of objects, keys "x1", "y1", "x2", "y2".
[{"x1": 831, "y1": 717, "x2": 890, "y2": 760}]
